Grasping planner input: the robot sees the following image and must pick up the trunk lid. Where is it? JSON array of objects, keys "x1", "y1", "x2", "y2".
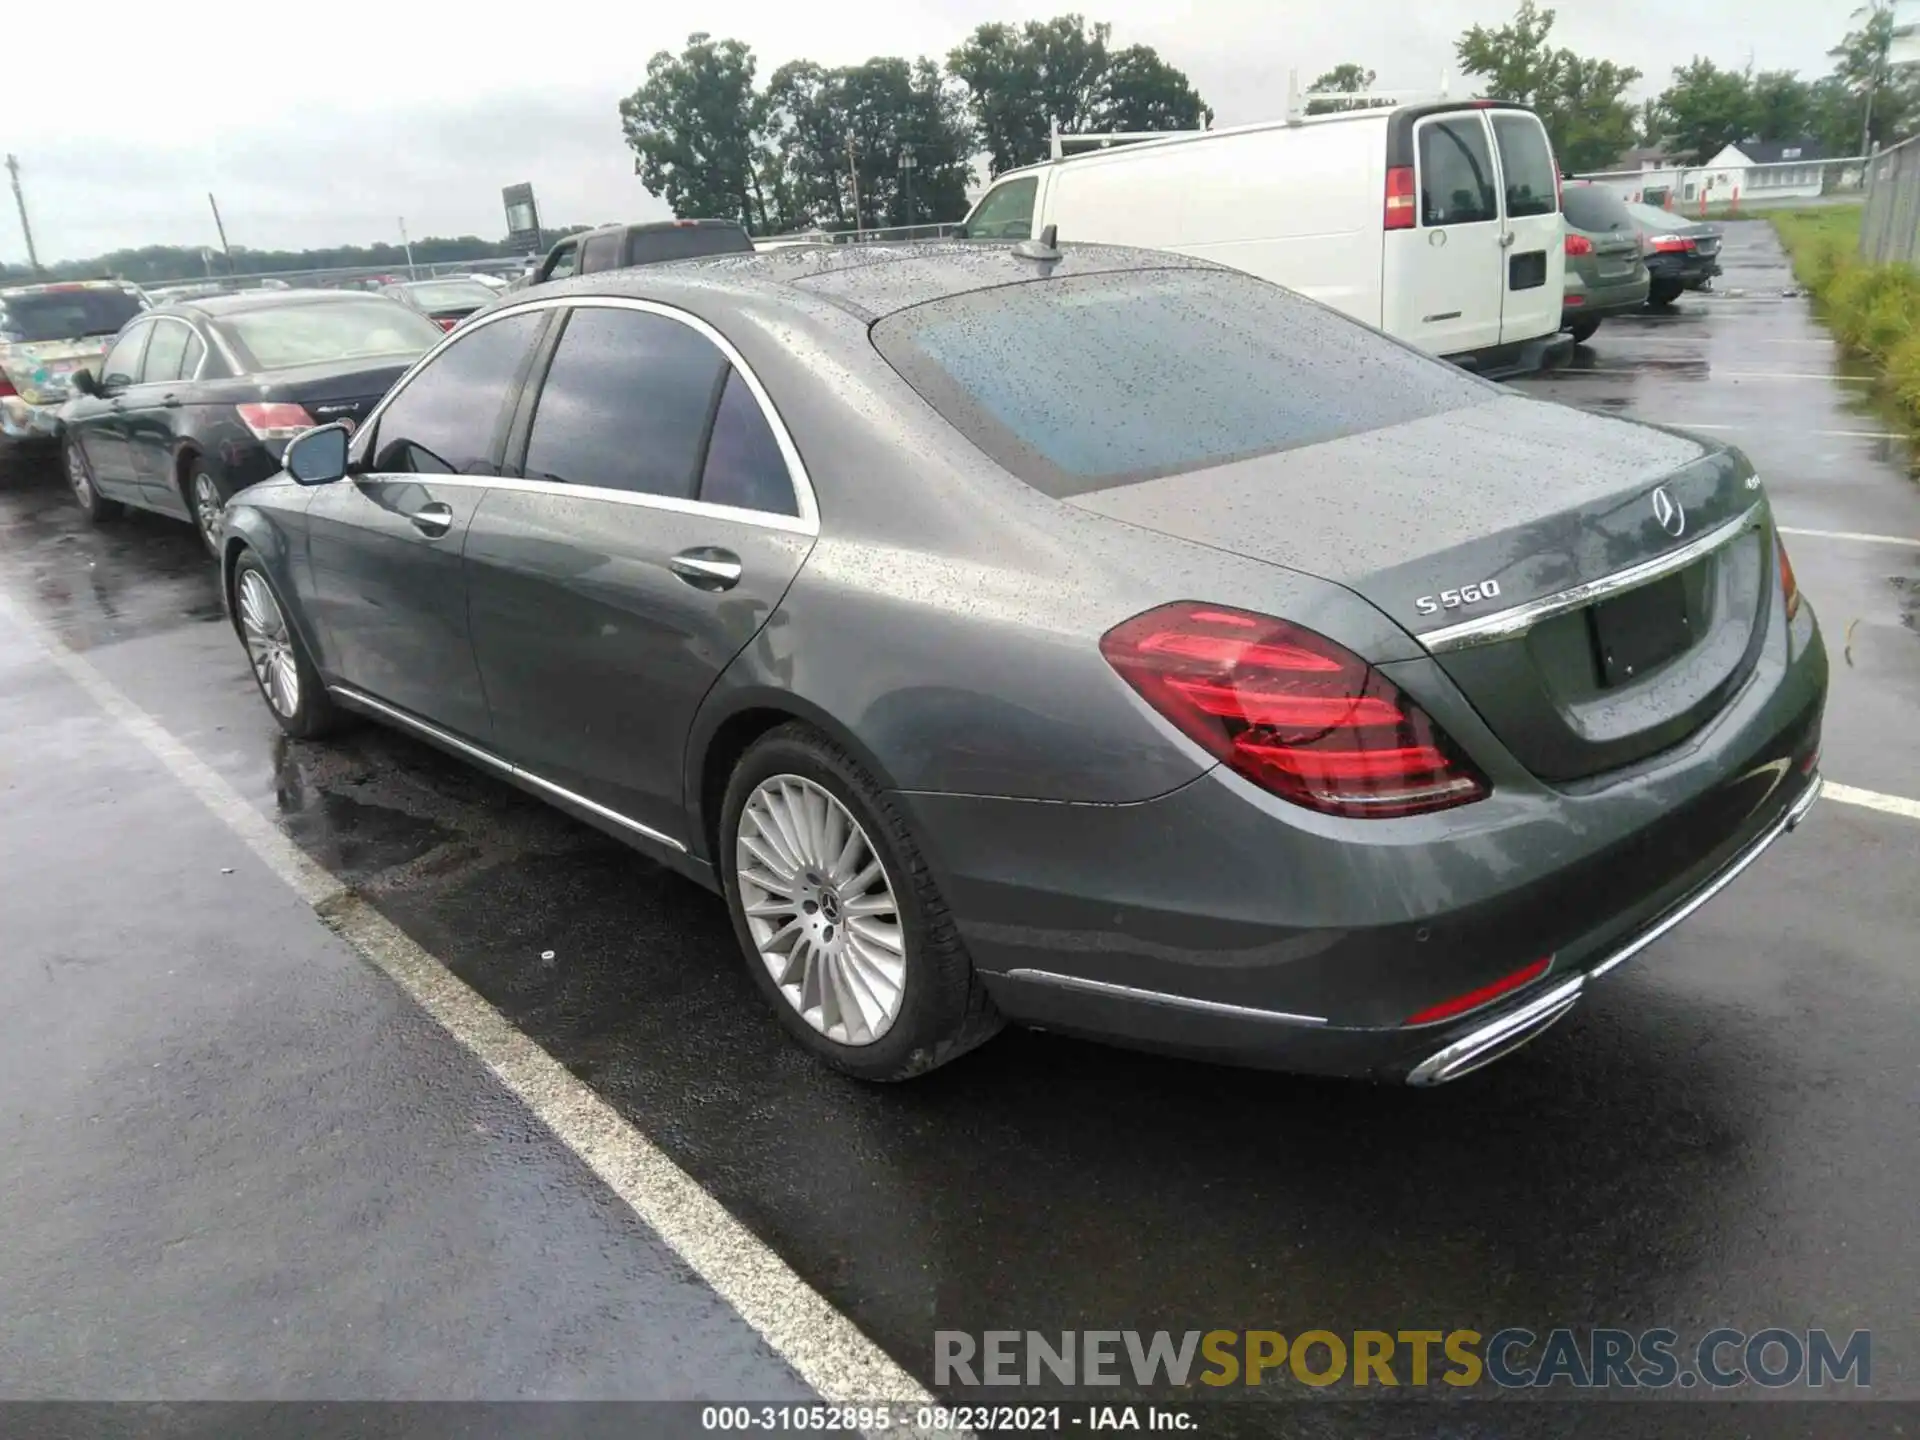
[
  {"x1": 1070, "y1": 395, "x2": 1771, "y2": 782},
  {"x1": 0, "y1": 336, "x2": 112, "y2": 404},
  {"x1": 203, "y1": 358, "x2": 418, "y2": 429}
]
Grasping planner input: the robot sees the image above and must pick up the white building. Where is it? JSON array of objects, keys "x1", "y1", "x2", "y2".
[{"x1": 1691, "y1": 139, "x2": 1830, "y2": 202}]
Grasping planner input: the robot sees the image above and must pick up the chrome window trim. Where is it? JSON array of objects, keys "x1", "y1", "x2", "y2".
[
  {"x1": 1419, "y1": 501, "x2": 1765, "y2": 654},
  {"x1": 1005, "y1": 969, "x2": 1328, "y2": 1026},
  {"x1": 100, "y1": 317, "x2": 156, "y2": 387},
  {"x1": 327, "y1": 684, "x2": 689, "y2": 853},
  {"x1": 132, "y1": 315, "x2": 208, "y2": 385},
  {"x1": 350, "y1": 293, "x2": 819, "y2": 537}
]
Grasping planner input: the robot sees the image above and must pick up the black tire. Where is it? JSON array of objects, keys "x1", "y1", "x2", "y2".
[
  {"x1": 1567, "y1": 317, "x2": 1602, "y2": 344},
  {"x1": 1647, "y1": 281, "x2": 1684, "y2": 307},
  {"x1": 719, "y1": 722, "x2": 1002, "y2": 1081},
  {"x1": 62, "y1": 434, "x2": 120, "y2": 524},
  {"x1": 185, "y1": 456, "x2": 231, "y2": 558},
  {"x1": 230, "y1": 549, "x2": 342, "y2": 740}
]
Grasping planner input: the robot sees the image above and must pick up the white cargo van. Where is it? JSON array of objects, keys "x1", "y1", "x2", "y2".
[{"x1": 956, "y1": 97, "x2": 1568, "y2": 377}]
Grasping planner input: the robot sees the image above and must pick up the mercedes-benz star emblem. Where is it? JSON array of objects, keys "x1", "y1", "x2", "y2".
[{"x1": 1651, "y1": 486, "x2": 1686, "y2": 539}]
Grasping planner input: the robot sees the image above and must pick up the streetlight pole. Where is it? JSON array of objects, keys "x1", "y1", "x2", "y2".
[
  {"x1": 900, "y1": 144, "x2": 918, "y2": 230},
  {"x1": 846, "y1": 134, "x2": 863, "y2": 239},
  {"x1": 399, "y1": 217, "x2": 417, "y2": 279},
  {"x1": 7, "y1": 154, "x2": 43, "y2": 275}
]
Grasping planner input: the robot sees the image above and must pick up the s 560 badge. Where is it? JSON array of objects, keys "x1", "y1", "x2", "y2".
[{"x1": 1416, "y1": 579, "x2": 1502, "y2": 617}]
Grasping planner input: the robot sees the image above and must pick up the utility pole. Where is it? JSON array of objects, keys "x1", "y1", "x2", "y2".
[
  {"x1": 207, "y1": 193, "x2": 234, "y2": 275},
  {"x1": 847, "y1": 134, "x2": 863, "y2": 240},
  {"x1": 900, "y1": 144, "x2": 918, "y2": 230},
  {"x1": 7, "y1": 154, "x2": 42, "y2": 275},
  {"x1": 399, "y1": 217, "x2": 417, "y2": 279}
]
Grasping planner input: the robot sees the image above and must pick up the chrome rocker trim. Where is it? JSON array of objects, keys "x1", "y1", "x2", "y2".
[
  {"x1": 1421, "y1": 502, "x2": 1765, "y2": 655},
  {"x1": 327, "y1": 683, "x2": 688, "y2": 853},
  {"x1": 1408, "y1": 772, "x2": 1822, "y2": 1086}
]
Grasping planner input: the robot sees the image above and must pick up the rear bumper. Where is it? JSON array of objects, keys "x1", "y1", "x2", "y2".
[
  {"x1": 1563, "y1": 272, "x2": 1651, "y2": 324},
  {"x1": 906, "y1": 605, "x2": 1828, "y2": 1082},
  {"x1": 0, "y1": 395, "x2": 64, "y2": 444},
  {"x1": 1648, "y1": 254, "x2": 1721, "y2": 286}
]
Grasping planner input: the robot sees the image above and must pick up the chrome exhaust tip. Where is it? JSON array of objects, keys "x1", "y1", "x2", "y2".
[{"x1": 1406, "y1": 977, "x2": 1584, "y2": 1087}]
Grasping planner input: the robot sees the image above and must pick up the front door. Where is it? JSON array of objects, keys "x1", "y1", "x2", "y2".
[
  {"x1": 67, "y1": 321, "x2": 152, "y2": 500},
  {"x1": 1488, "y1": 110, "x2": 1566, "y2": 345},
  {"x1": 307, "y1": 308, "x2": 548, "y2": 740},
  {"x1": 464, "y1": 301, "x2": 813, "y2": 846},
  {"x1": 1404, "y1": 111, "x2": 1505, "y2": 357}
]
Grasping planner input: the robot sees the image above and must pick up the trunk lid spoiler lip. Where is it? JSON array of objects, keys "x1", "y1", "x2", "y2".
[{"x1": 1418, "y1": 500, "x2": 1768, "y2": 655}]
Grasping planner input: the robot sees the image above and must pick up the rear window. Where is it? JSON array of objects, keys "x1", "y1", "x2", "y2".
[
  {"x1": 0, "y1": 287, "x2": 145, "y2": 344},
  {"x1": 400, "y1": 280, "x2": 497, "y2": 312},
  {"x1": 1562, "y1": 185, "x2": 1633, "y2": 233},
  {"x1": 1490, "y1": 113, "x2": 1559, "y2": 218},
  {"x1": 626, "y1": 225, "x2": 755, "y2": 266},
  {"x1": 872, "y1": 269, "x2": 1491, "y2": 497},
  {"x1": 1418, "y1": 118, "x2": 1498, "y2": 226},
  {"x1": 216, "y1": 299, "x2": 444, "y2": 372}
]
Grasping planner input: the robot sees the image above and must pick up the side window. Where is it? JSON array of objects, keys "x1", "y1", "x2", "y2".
[
  {"x1": 366, "y1": 311, "x2": 544, "y2": 476},
  {"x1": 1418, "y1": 118, "x2": 1498, "y2": 226},
  {"x1": 521, "y1": 307, "x2": 725, "y2": 498},
  {"x1": 580, "y1": 231, "x2": 624, "y2": 273},
  {"x1": 139, "y1": 321, "x2": 191, "y2": 384},
  {"x1": 543, "y1": 242, "x2": 579, "y2": 282},
  {"x1": 965, "y1": 177, "x2": 1038, "y2": 240},
  {"x1": 699, "y1": 369, "x2": 797, "y2": 516},
  {"x1": 100, "y1": 324, "x2": 150, "y2": 388},
  {"x1": 180, "y1": 330, "x2": 207, "y2": 378}
]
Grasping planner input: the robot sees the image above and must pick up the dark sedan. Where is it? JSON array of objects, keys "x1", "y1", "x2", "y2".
[
  {"x1": 62, "y1": 290, "x2": 445, "y2": 553},
  {"x1": 378, "y1": 277, "x2": 501, "y2": 331},
  {"x1": 219, "y1": 243, "x2": 1827, "y2": 1086},
  {"x1": 1625, "y1": 200, "x2": 1724, "y2": 305}
]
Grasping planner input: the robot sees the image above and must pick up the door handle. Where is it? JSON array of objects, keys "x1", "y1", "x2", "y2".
[
  {"x1": 1498, "y1": 231, "x2": 1517, "y2": 248},
  {"x1": 669, "y1": 547, "x2": 742, "y2": 591},
  {"x1": 162, "y1": 393, "x2": 181, "y2": 408},
  {"x1": 406, "y1": 501, "x2": 455, "y2": 537}
]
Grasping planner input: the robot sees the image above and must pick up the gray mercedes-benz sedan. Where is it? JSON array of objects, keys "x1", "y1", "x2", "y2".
[{"x1": 218, "y1": 240, "x2": 1827, "y2": 1086}]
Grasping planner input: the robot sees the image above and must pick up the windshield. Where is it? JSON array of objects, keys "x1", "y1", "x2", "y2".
[
  {"x1": 0, "y1": 287, "x2": 145, "y2": 344},
  {"x1": 401, "y1": 280, "x2": 497, "y2": 311},
  {"x1": 872, "y1": 268, "x2": 1492, "y2": 497},
  {"x1": 629, "y1": 227, "x2": 755, "y2": 265},
  {"x1": 214, "y1": 299, "x2": 445, "y2": 373}
]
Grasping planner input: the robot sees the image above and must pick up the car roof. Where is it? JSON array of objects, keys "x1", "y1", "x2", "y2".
[
  {"x1": 0, "y1": 279, "x2": 140, "y2": 300},
  {"x1": 161, "y1": 288, "x2": 398, "y2": 320},
  {"x1": 522, "y1": 239, "x2": 1226, "y2": 324}
]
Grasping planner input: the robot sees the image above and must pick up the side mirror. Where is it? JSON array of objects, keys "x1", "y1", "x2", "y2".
[
  {"x1": 68, "y1": 367, "x2": 99, "y2": 398},
  {"x1": 284, "y1": 422, "x2": 351, "y2": 486}
]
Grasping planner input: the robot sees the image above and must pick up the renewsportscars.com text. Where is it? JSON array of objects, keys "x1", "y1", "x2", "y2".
[{"x1": 935, "y1": 1328, "x2": 1871, "y2": 1390}]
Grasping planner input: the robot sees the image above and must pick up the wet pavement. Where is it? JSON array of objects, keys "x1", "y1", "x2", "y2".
[{"x1": 2, "y1": 221, "x2": 1917, "y2": 1427}]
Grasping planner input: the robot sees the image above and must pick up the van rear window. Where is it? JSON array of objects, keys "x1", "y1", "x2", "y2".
[
  {"x1": 871, "y1": 269, "x2": 1491, "y2": 497},
  {"x1": 1491, "y1": 113, "x2": 1559, "y2": 217}
]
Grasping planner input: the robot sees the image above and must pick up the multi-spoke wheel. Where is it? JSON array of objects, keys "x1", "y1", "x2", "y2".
[
  {"x1": 229, "y1": 550, "x2": 340, "y2": 739},
  {"x1": 63, "y1": 436, "x2": 118, "y2": 523},
  {"x1": 720, "y1": 722, "x2": 1002, "y2": 1080},
  {"x1": 190, "y1": 468, "x2": 228, "y2": 556}
]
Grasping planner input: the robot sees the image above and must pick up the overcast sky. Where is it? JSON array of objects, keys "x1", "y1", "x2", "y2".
[{"x1": 4, "y1": 0, "x2": 1850, "y2": 264}]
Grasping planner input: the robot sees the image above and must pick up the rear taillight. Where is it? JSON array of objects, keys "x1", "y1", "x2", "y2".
[
  {"x1": 1648, "y1": 234, "x2": 1696, "y2": 254},
  {"x1": 1405, "y1": 957, "x2": 1551, "y2": 1026},
  {"x1": 236, "y1": 402, "x2": 316, "y2": 441},
  {"x1": 1777, "y1": 534, "x2": 1801, "y2": 621},
  {"x1": 437, "y1": 317, "x2": 458, "y2": 331},
  {"x1": 1384, "y1": 166, "x2": 1416, "y2": 231},
  {"x1": 1100, "y1": 602, "x2": 1488, "y2": 819},
  {"x1": 0, "y1": 372, "x2": 16, "y2": 399},
  {"x1": 1564, "y1": 233, "x2": 1593, "y2": 257}
]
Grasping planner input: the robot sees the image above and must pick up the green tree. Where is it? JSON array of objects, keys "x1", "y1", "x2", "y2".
[
  {"x1": 949, "y1": 15, "x2": 1210, "y2": 174},
  {"x1": 1455, "y1": 2, "x2": 1641, "y2": 172},
  {"x1": 1655, "y1": 58, "x2": 1759, "y2": 163},
  {"x1": 1305, "y1": 63, "x2": 1386, "y2": 115},
  {"x1": 1751, "y1": 70, "x2": 1814, "y2": 141},
  {"x1": 1825, "y1": 1, "x2": 1918, "y2": 152},
  {"x1": 619, "y1": 34, "x2": 767, "y2": 229}
]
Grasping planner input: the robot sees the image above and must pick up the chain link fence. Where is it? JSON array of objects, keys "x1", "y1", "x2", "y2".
[{"x1": 1860, "y1": 134, "x2": 1920, "y2": 265}]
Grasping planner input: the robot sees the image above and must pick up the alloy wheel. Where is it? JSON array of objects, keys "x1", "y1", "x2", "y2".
[
  {"x1": 236, "y1": 570, "x2": 301, "y2": 719},
  {"x1": 736, "y1": 774, "x2": 907, "y2": 1046},
  {"x1": 192, "y1": 474, "x2": 223, "y2": 552},
  {"x1": 66, "y1": 445, "x2": 92, "y2": 505}
]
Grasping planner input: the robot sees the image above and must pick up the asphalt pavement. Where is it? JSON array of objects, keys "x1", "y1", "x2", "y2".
[{"x1": 1, "y1": 221, "x2": 1916, "y2": 1433}]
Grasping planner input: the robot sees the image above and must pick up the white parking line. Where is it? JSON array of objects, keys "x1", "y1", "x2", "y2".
[
  {"x1": 1554, "y1": 369, "x2": 1869, "y2": 382},
  {"x1": 0, "y1": 591, "x2": 929, "y2": 1408},
  {"x1": 1824, "y1": 783, "x2": 1920, "y2": 823},
  {"x1": 1778, "y1": 525, "x2": 1920, "y2": 548},
  {"x1": 1648, "y1": 423, "x2": 1907, "y2": 441}
]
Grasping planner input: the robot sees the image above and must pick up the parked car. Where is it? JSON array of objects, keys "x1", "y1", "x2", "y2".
[
  {"x1": 511, "y1": 220, "x2": 756, "y2": 291},
  {"x1": 465, "y1": 273, "x2": 511, "y2": 292},
  {"x1": 380, "y1": 277, "x2": 500, "y2": 331},
  {"x1": 220, "y1": 243, "x2": 1826, "y2": 1086},
  {"x1": 1559, "y1": 182, "x2": 1651, "y2": 343},
  {"x1": 0, "y1": 280, "x2": 148, "y2": 456},
  {"x1": 956, "y1": 100, "x2": 1570, "y2": 377},
  {"x1": 1624, "y1": 201, "x2": 1724, "y2": 305},
  {"x1": 61, "y1": 289, "x2": 444, "y2": 554}
]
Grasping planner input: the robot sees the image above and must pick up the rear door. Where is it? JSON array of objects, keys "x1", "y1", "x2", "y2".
[
  {"x1": 307, "y1": 308, "x2": 549, "y2": 739},
  {"x1": 1399, "y1": 111, "x2": 1504, "y2": 356},
  {"x1": 1488, "y1": 110, "x2": 1565, "y2": 344},
  {"x1": 464, "y1": 299, "x2": 814, "y2": 848},
  {"x1": 123, "y1": 316, "x2": 198, "y2": 511}
]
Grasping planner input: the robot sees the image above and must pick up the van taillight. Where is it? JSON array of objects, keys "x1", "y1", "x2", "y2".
[{"x1": 1384, "y1": 166, "x2": 1416, "y2": 230}]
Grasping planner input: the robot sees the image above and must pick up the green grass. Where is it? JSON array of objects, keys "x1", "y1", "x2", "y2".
[{"x1": 1768, "y1": 206, "x2": 1920, "y2": 434}]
